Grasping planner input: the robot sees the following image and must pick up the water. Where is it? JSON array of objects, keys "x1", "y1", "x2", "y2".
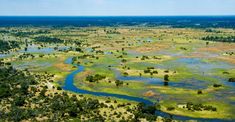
[
  {"x1": 13, "y1": 61, "x2": 52, "y2": 70},
  {"x1": 62, "y1": 57, "x2": 232, "y2": 121},
  {"x1": 18, "y1": 45, "x2": 69, "y2": 54},
  {"x1": 0, "y1": 45, "x2": 69, "y2": 59},
  {"x1": 0, "y1": 54, "x2": 7, "y2": 58},
  {"x1": 156, "y1": 58, "x2": 234, "y2": 75},
  {"x1": 176, "y1": 58, "x2": 233, "y2": 71},
  {"x1": 85, "y1": 48, "x2": 94, "y2": 53},
  {"x1": 146, "y1": 38, "x2": 154, "y2": 42},
  {"x1": 114, "y1": 68, "x2": 208, "y2": 89},
  {"x1": 19, "y1": 47, "x2": 54, "y2": 54},
  {"x1": 214, "y1": 76, "x2": 235, "y2": 88}
]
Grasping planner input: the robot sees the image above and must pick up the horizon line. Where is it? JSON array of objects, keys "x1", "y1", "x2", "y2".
[{"x1": 0, "y1": 15, "x2": 235, "y2": 17}]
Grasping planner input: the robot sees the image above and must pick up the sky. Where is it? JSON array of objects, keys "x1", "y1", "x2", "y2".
[{"x1": 0, "y1": 0, "x2": 235, "y2": 16}]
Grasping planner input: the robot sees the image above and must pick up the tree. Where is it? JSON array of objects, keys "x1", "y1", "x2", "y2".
[
  {"x1": 14, "y1": 96, "x2": 26, "y2": 106},
  {"x1": 75, "y1": 47, "x2": 82, "y2": 52},
  {"x1": 40, "y1": 88, "x2": 47, "y2": 97},
  {"x1": 123, "y1": 72, "x2": 129, "y2": 76},
  {"x1": 197, "y1": 90, "x2": 203, "y2": 94},
  {"x1": 228, "y1": 78, "x2": 235, "y2": 82},
  {"x1": 164, "y1": 75, "x2": 169, "y2": 81},
  {"x1": 115, "y1": 80, "x2": 123, "y2": 87},
  {"x1": 153, "y1": 71, "x2": 158, "y2": 74},
  {"x1": 0, "y1": 84, "x2": 11, "y2": 98},
  {"x1": 121, "y1": 59, "x2": 127, "y2": 63},
  {"x1": 57, "y1": 86, "x2": 62, "y2": 90}
]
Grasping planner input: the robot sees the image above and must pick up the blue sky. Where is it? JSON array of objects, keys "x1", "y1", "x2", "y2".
[{"x1": 0, "y1": 0, "x2": 235, "y2": 16}]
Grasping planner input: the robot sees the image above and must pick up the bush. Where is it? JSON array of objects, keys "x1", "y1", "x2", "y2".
[
  {"x1": 34, "y1": 36, "x2": 64, "y2": 43},
  {"x1": 167, "y1": 107, "x2": 175, "y2": 111},
  {"x1": 213, "y1": 84, "x2": 222, "y2": 87},
  {"x1": 14, "y1": 96, "x2": 26, "y2": 106},
  {"x1": 0, "y1": 40, "x2": 20, "y2": 52},
  {"x1": 57, "y1": 86, "x2": 62, "y2": 90},
  {"x1": 228, "y1": 78, "x2": 235, "y2": 82},
  {"x1": 164, "y1": 75, "x2": 169, "y2": 81},
  {"x1": 144, "y1": 69, "x2": 151, "y2": 73},
  {"x1": 115, "y1": 80, "x2": 124, "y2": 87},
  {"x1": 197, "y1": 90, "x2": 203, "y2": 94},
  {"x1": 123, "y1": 72, "x2": 129, "y2": 76},
  {"x1": 86, "y1": 74, "x2": 106, "y2": 82}
]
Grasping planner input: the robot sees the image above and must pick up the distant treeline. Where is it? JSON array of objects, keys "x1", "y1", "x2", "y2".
[
  {"x1": 0, "y1": 30, "x2": 50, "y2": 37},
  {"x1": 34, "y1": 36, "x2": 64, "y2": 43},
  {"x1": 202, "y1": 36, "x2": 235, "y2": 43},
  {"x1": 12, "y1": 30, "x2": 50, "y2": 37},
  {"x1": 0, "y1": 30, "x2": 10, "y2": 33},
  {"x1": 0, "y1": 40, "x2": 20, "y2": 52},
  {"x1": 205, "y1": 29, "x2": 222, "y2": 33},
  {"x1": 0, "y1": 16, "x2": 235, "y2": 28}
]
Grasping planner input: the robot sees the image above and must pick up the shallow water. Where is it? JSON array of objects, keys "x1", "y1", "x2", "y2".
[
  {"x1": 13, "y1": 61, "x2": 52, "y2": 70},
  {"x1": 0, "y1": 54, "x2": 7, "y2": 58},
  {"x1": 18, "y1": 45, "x2": 68, "y2": 54},
  {"x1": 175, "y1": 58, "x2": 233, "y2": 72},
  {"x1": 0, "y1": 45, "x2": 69, "y2": 59},
  {"x1": 19, "y1": 47, "x2": 54, "y2": 53},
  {"x1": 114, "y1": 69, "x2": 208, "y2": 89}
]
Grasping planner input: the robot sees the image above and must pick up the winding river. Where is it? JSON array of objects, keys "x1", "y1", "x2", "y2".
[{"x1": 62, "y1": 57, "x2": 232, "y2": 122}]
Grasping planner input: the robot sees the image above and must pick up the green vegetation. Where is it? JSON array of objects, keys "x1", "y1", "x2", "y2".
[
  {"x1": 0, "y1": 61, "x2": 163, "y2": 121},
  {"x1": 34, "y1": 36, "x2": 64, "y2": 43},
  {"x1": 185, "y1": 102, "x2": 217, "y2": 112},
  {"x1": 86, "y1": 74, "x2": 106, "y2": 82},
  {"x1": 0, "y1": 40, "x2": 20, "y2": 52},
  {"x1": 202, "y1": 36, "x2": 235, "y2": 43},
  {"x1": 12, "y1": 30, "x2": 50, "y2": 37}
]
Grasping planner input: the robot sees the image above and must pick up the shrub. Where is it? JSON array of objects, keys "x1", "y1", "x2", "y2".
[{"x1": 167, "y1": 107, "x2": 175, "y2": 111}]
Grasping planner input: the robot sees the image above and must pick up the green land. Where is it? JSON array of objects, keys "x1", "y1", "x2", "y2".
[{"x1": 0, "y1": 27, "x2": 235, "y2": 121}]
